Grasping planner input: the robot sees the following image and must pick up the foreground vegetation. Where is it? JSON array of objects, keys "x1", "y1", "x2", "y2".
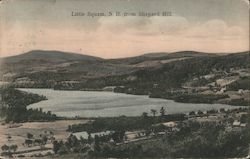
[
  {"x1": 51, "y1": 108, "x2": 250, "y2": 158},
  {"x1": 96, "y1": 122, "x2": 249, "y2": 158}
]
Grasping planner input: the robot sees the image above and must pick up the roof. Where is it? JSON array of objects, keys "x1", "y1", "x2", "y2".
[
  {"x1": 162, "y1": 121, "x2": 177, "y2": 127},
  {"x1": 73, "y1": 131, "x2": 113, "y2": 139},
  {"x1": 233, "y1": 121, "x2": 241, "y2": 126},
  {"x1": 240, "y1": 123, "x2": 247, "y2": 127}
]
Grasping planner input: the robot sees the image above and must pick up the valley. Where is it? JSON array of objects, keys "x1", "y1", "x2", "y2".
[
  {"x1": 0, "y1": 50, "x2": 249, "y2": 158},
  {"x1": 0, "y1": 50, "x2": 249, "y2": 106}
]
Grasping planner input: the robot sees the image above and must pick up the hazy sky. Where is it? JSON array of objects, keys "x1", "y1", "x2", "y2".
[{"x1": 0, "y1": 0, "x2": 249, "y2": 58}]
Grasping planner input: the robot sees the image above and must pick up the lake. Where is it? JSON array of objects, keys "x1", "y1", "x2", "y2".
[{"x1": 20, "y1": 88, "x2": 238, "y2": 117}]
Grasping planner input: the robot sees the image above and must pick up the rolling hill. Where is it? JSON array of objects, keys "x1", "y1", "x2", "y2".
[
  {"x1": 0, "y1": 50, "x2": 249, "y2": 90},
  {"x1": 2, "y1": 50, "x2": 103, "y2": 63}
]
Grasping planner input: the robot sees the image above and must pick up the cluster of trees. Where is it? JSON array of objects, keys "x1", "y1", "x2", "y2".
[
  {"x1": 1, "y1": 144, "x2": 18, "y2": 156},
  {"x1": 150, "y1": 89, "x2": 229, "y2": 104},
  {"x1": 24, "y1": 131, "x2": 54, "y2": 148},
  {"x1": 57, "y1": 107, "x2": 250, "y2": 158},
  {"x1": 53, "y1": 134, "x2": 91, "y2": 155},
  {"x1": 58, "y1": 111, "x2": 250, "y2": 158},
  {"x1": 0, "y1": 87, "x2": 58, "y2": 122},
  {"x1": 68, "y1": 107, "x2": 185, "y2": 134},
  {"x1": 4, "y1": 107, "x2": 57, "y2": 123},
  {"x1": 174, "y1": 93, "x2": 229, "y2": 104},
  {"x1": 228, "y1": 98, "x2": 250, "y2": 106},
  {"x1": 53, "y1": 131, "x2": 126, "y2": 155},
  {"x1": 92, "y1": 120, "x2": 250, "y2": 158},
  {"x1": 53, "y1": 129, "x2": 136, "y2": 156},
  {"x1": 165, "y1": 121, "x2": 249, "y2": 158},
  {"x1": 227, "y1": 76, "x2": 250, "y2": 91},
  {"x1": 68, "y1": 116, "x2": 154, "y2": 133}
]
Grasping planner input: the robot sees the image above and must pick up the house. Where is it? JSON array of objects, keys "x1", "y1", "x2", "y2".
[
  {"x1": 232, "y1": 121, "x2": 241, "y2": 127},
  {"x1": 201, "y1": 90, "x2": 214, "y2": 95},
  {"x1": 73, "y1": 131, "x2": 113, "y2": 140},
  {"x1": 208, "y1": 82, "x2": 216, "y2": 87},
  {"x1": 102, "y1": 86, "x2": 116, "y2": 92},
  {"x1": 203, "y1": 74, "x2": 215, "y2": 80},
  {"x1": 125, "y1": 131, "x2": 146, "y2": 140},
  {"x1": 157, "y1": 132, "x2": 165, "y2": 135},
  {"x1": 153, "y1": 83, "x2": 159, "y2": 88},
  {"x1": 216, "y1": 77, "x2": 238, "y2": 87},
  {"x1": 162, "y1": 121, "x2": 177, "y2": 128},
  {"x1": 237, "y1": 89, "x2": 250, "y2": 95},
  {"x1": 240, "y1": 123, "x2": 247, "y2": 127},
  {"x1": 216, "y1": 87, "x2": 227, "y2": 94},
  {"x1": 238, "y1": 89, "x2": 244, "y2": 95},
  {"x1": 220, "y1": 87, "x2": 227, "y2": 93}
]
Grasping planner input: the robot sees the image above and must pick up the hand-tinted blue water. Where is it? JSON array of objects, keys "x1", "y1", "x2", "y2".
[{"x1": 20, "y1": 89, "x2": 239, "y2": 117}]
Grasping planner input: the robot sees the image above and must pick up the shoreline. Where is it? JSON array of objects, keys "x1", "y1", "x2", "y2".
[
  {"x1": 17, "y1": 88, "x2": 247, "y2": 119},
  {"x1": 18, "y1": 87, "x2": 250, "y2": 106}
]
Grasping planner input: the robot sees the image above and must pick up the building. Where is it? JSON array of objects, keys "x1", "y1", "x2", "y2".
[{"x1": 232, "y1": 121, "x2": 241, "y2": 127}]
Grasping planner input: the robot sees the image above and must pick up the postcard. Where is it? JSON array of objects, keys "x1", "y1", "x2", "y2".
[{"x1": 0, "y1": 0, "x2": 249, "y2": 158}]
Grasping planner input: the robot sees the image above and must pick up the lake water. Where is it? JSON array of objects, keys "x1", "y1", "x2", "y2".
[{"x1": 20, "y1": 88, "x2": 238, "y2": 117}]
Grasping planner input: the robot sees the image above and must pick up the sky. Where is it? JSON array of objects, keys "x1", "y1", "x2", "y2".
[{"x1": 0, "y1": 0, "x2": 249, "y2": 58}]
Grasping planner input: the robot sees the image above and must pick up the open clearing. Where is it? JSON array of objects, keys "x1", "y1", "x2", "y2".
[{"x1": 0, "y1": 119, "x2": 88, "y2": 157}]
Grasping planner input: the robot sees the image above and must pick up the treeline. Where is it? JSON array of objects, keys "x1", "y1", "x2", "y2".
[
  {"x1": 68, "y1": 113, "x2": 186, "y2": 133},
  {"x1": 0, "y1": 87, "x2": 57, "y2": 123},
  {"x1": 228, "y1": 98, "x2": 250, "y2": 106},
  {"x1": 150, "y1": 90, "x2": 229, "y2": 104}
]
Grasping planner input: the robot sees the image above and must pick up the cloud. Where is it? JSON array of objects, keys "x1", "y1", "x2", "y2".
[
  {"x1": 97, "y1": 16, "x2": 247, "y2": 40},
  {"x1": 0, "y1": 15, "x2": 248, "y2": 58},
  {"x1": 97, "y1": 15, "x2": 189, "y2": 36},
  {"x1": 241, "y1": 0, "x2": 249, "y2": 5},
  {"x1": 186, "y1": 19, "x2": 247, "y2": 39}
]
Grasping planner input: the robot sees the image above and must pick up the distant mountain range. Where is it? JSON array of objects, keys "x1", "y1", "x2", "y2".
[
  {"x1": 2, "y1": 50, "x2": 103, "y2": 63},
  {"x1": 0, "y1": 50, "x2": 249, "y2": 89}
]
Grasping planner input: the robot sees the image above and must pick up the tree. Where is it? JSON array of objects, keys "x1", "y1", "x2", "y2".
[
  {"x1": 189, "y1": 111, "x2": 195, "y2": 116},
  {"x1": 41, "y1": 135, "x2": 48, "y2": 149},
  {"x1": 47, "y1": 111, "x2": 52, "y2": 116},
  {"x1": 53, "y1": 141, "x2": 60, "y2": 154},
  {"x1": 34, "y1": 139, "x2": 42, "y2": 146},
  {"x1": 1, "y1": 144, "x2": 10, "y2": 156},
  {"x1": 71, "y1": 135, "x2": 79, "y2": 147},
  {"x1": 94, "y1": 135, "x2": 101, "y2": 152},
  {"x1": 219, "y1": 108, "x2": 225, "y2": 113},
  {"x1": 150, "y1": 109, "x2": 157, "y2": 117},
  {"x1": 27, "y1": 133, "x2": 33, "y2": 139},
  {"x1": 87, "y1": 132, "x2": 92, "y2": 144},
  {"x1": 160, "y1": 107, "x2": 166, "y2": 117},
  {"x1": 112, "y1": 130, "x2": 125, "y2": 143},
  {"x1": 10, "y1": 145, "x2": 18, "y2": 153},
  {"x1": 141, "y1": 112, "x2": 148, "y2": 119},
  {"x1": 25, "y1": 139, "x2": 33, "y2": 147},
  {"x1": 1, "y1": 144, "x2": 9, "y2": 152},
  {"x1": 49, "y1": 131, "x2": 54, "y2": 136},
  {"x1": 197, "y1": 110, "x2": 204, "y2": 116},
  {"x1": 7, "y1": 134, "x2": 11, "y2": 141}
]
